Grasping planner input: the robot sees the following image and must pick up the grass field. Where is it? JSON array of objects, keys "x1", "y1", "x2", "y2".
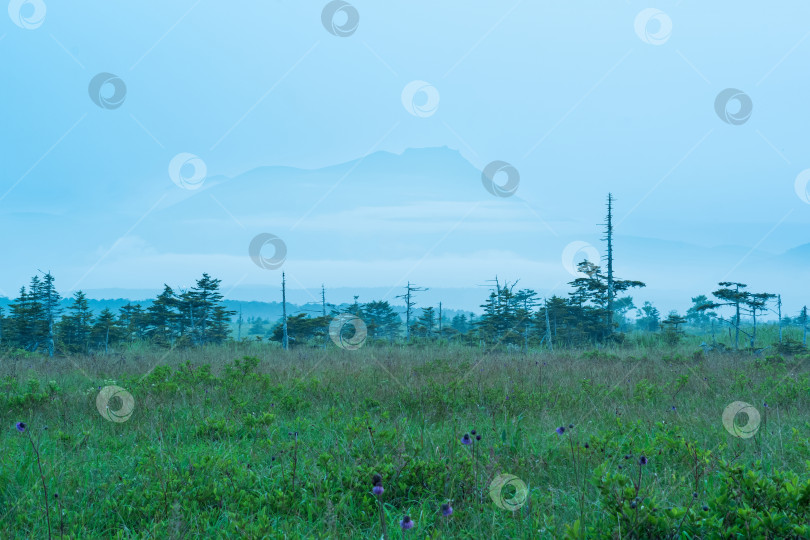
[{"x1": 1, "y1": 339, "x2": 809, "y2": 538}]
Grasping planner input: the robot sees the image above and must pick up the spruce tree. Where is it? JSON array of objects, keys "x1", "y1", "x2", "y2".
[{"x1": 59, "y1": 291, "x2": 94, "y2": 353}]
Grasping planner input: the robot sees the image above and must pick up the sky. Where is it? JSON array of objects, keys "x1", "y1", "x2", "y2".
[{"x1": 1, "y1": 1, "x2": 809, "y2": 314}]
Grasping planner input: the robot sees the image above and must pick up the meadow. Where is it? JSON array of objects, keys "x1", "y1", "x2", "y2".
[{"x1": 1, "y1": 337, "x2": 809, "y2": 538}]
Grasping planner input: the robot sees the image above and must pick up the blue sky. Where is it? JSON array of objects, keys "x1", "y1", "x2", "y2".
[{"x1": 1, "y1": 1, "x2": 809, "y2": 313}]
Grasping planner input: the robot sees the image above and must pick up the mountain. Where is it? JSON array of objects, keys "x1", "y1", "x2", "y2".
[{"x1": 1, "y1": 147, "x2": 807, "y2": 316}]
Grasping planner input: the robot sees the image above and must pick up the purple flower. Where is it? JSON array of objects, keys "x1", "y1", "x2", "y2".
[
  {"x1": 15, "y1": 422, "x2": 26, "y2": 433},
  {"x1": 555, "y1": 426, "x2": 565, "y2": 435},
  {"x1": 461, "y1": 434, "x2": 472, "y2": 445},
  {"x1": 372, "y1": 473, "x2": 383, "y2": 495},
  {"x1": 470, "y1": 430, "x2": 476, "y2": 435},
  {"x1": 475, "y1": 434, "x2": 481, "y2": 441},
  {"x1": 639, "y1": 456, "x2": 648, "y2": 465},
  {"x1": 441, "y1": 503, "x2": 453, "y2": 517},
  {"x1": 400, "y1": 516, "x2": 414, "y2": 530}
]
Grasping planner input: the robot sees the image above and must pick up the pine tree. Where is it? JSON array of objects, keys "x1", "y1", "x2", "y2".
[
  {"x1": 178, "y1": 274, "x2": 234, "y2": 345},
  {"x1": 514, "y1": 289, "x2": 539, "y2": 352},
  {"x1": 636, "y1": 302, "x2": 660, "y2": 332},
  {"x1": 686, "y1": 295, "x2": 716, "y2": 329},
  {"x1": 118, "y1": 303, "x2": 146, "y2": 343},
  {"x1": 798, "y1": 306, "x2": 808, "y2": 345},
  {"x1": 745, "y1": 292, "x2": 776, "y2": 349},
  {"x1": 208, "y1": 304, "x2": 234, "y2": 344},
  {"x1": 475, "y1": 278, "x2": 524, "y2": 346},
  {"x1": 661, "y1": 311, "x2": 687, "y2": 345},
  {"x1": 569, "y1": 261, "x2": 644, "y2": 340},
  {"x1": 59, "y1": 291, "x2": 94, "y2": 353},
  {"x1": 35, "y1": 272, "x2": 61, "y2": 357},
  {"x1": 362, "y1": 300, "x2": 401, "y2": 343},
  {"x1": 699, "y1": 282, "x2": 748, "y2": 349},
  {"x1": 417, "y1": 306, "x2": 436, "y2": 338},
  {"x1": 450, "y1": 314, "x2": 469, "y2": 334},
  {"x1": 91, "y1": 308, "x2": 120, "y2": 354},
  {"x1": 146, "y1": 285, "x2": 179, "y2": 347},
  {"x1": 8, "y1": 286, "x2": 41, "y2": 351}
]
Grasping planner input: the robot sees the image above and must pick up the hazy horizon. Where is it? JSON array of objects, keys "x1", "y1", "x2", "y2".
[{"x1": 3, "y1": 2, "x2": 809, "y2": 317}]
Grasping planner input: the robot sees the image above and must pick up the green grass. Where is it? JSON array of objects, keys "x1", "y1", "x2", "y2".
[{"x1": 1, "y1": 341, "x2": 809, "y2": 538}]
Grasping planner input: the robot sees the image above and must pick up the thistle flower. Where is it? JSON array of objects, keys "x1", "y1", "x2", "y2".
[
  {"x1": 702, "y1": 505, "x2": 709, "y2": 512},
  {"x1": 15, "y1": 422, "x2": 26, "y2": 433},
  {"x1": 471, "y1": 430, "x2": 476, "y2": 436},
  {"x1": 639, "y1": 456, "x2": 648, "y2": 465},
  {"x1": 400, "y1": 516, "x2": 414, "y2": 530},
  {"x1": 475, "y1": 434, "x2": 481, "y2": 441},
  {"x1": 372, "y1": 473, "x2": 384, "y2": 495},
  {"x1": 441, "y1": 503, "x2": 453, "y2": 517},
  {"x1": 568, "y1": 424, "x2": 574, "y2": 429},
  {"x1": 555, "y1": 426, "x2": 565, "y2": 435},
  {"x1": 461, "y1": 434, "x2": 472, "y2": 445}
]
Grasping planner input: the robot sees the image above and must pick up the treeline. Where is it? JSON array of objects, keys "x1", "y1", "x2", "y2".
[
  {"x1": 263, "y1": 266, "x2": 807, "y2": 351},
  {"x1": 1, "y1": 265, "x2": 807, "y2": 355},
  {"x1": 260, "y1": 261, "x2": 646, "y2": 349},
  {"x1": 0, "y1": 273, "x2": 233, "y2": 355},
  {"x1": 3, "y1": 193, "x2": 806, "y2": 355}
]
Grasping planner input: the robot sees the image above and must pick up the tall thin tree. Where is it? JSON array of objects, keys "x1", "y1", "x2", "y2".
[
  {"x1": 396, "y1": 282, "x2": 428, "y2": 342},
  {"x1": 321, "y1": 284, "x2": 328, "y2": 349},
  {"x1": 282, "y1": 272, "x2": 289, "y2": 350},
  {"x1": 602, "y1": 193, "x2": 615, "y2": 331}
]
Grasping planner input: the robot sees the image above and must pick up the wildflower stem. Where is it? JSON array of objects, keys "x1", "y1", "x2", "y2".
[
  {"x1": 54, "y1": 494, "x2": 64, "y2": 540},
  {"x1": 672, "y1": 494, "x2": 696, "y2": 539},
  {"x1": 27, "y1": 433, "x2": 52, "y2": 540},
  {"x1": 568, "y1": 435, "x2": 584, "y2": 527},
  {"x1": 291, "y1": 432, "x2": 299, "y2": 493},
  {"x1": 473, "y1": 440, "x2": 478, "y2": 504},
  {"x1": 376, "y1": 495, "x2": 388, "y2": 540}
]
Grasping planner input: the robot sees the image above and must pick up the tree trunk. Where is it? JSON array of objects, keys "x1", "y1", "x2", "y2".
[{"x1": 282, "y1": 272, "x2": 289, "y2": 350}]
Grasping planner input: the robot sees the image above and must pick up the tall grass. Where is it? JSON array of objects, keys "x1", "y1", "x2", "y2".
[{"x1": 1, "y1": 342, "x2": 808, "y2": 537}]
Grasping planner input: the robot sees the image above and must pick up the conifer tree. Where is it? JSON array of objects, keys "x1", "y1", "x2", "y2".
[{"x1": 59, "y1": 291, "x2": 94, "y2": 353}]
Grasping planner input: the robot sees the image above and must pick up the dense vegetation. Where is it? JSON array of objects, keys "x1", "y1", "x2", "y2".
[
  {"x1": 1, "y1": 266, "x2": 806, "y2": 356},
  {"x1": 2, "y1": 342, "x2": 809, "y2": 538},
  {"x1": 2, "y1": 199, "x2": 807, "y2": 537}
]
